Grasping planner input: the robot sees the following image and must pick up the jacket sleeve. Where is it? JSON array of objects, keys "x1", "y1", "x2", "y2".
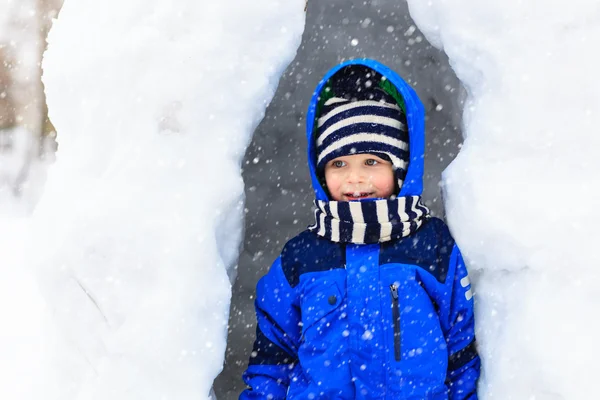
[
  {"x1": 439, "y1": 244, "x2": 481, "y2": 400},
  {"x1": 240, "y1": 257, "x2": 301, "y2": 400}
]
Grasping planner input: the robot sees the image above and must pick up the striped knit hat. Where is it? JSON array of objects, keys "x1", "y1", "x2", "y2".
[{"x1": 315, "y1": 70, "x2": 410, "y2": 191}]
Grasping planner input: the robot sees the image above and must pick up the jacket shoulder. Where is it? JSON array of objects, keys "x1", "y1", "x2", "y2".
[
  {"x1": 280, "y1": 230, "x2": 345, "y2": 288},
  {"x1": 379, "y1": 217, "x2": 456, "y2": 283}
]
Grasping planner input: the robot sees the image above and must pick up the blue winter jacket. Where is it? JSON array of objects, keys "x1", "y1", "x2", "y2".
[{"x1": 240, "y1": 59, "x2": 480, "y2": 399}]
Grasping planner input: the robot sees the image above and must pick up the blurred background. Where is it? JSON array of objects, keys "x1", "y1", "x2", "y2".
[
  {"x1": 0, "y1": 0, "x2": 62, "y2": 214},
  {"x1": 0, "y1": 0, "x2": 464, "y2": 398}
]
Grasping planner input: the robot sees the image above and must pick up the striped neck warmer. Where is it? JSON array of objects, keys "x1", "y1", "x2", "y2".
[{"x1": 308, "y1": 196, "x2": 430, "y2": 244}]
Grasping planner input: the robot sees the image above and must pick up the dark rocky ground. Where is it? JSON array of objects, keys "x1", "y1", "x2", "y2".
[{"x1": 214, "y1": 1, "x2": 464, "y2": 398}]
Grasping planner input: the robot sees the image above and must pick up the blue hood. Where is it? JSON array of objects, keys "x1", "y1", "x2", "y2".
[{"x1": 306, "y1": 59, "x2": 425, "y2": 201}]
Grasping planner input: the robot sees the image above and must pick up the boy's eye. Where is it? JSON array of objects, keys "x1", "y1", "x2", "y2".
[
  {"x1": 333, "y1": 160, "x2": 345, "y2": 168},
  {"x1": 365, "y1": 159, "x2": 378, "y2": 166}
]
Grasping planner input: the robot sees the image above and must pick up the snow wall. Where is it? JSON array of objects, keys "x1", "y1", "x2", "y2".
[
  {"x1": 3, "y1": 1, "x2": 306, "y2": 399},
  {"x1": 406, "y1": 1, "x2": 600, "y2": 398}
]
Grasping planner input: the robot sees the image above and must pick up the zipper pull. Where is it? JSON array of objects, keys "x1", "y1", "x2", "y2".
[{"x1": 389, "y1": 284, "x2": 398, "y2": 300}]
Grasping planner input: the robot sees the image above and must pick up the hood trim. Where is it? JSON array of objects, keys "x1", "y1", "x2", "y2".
[{"x1": 306, "y1": 58, "x2": 425, "y2": 201}]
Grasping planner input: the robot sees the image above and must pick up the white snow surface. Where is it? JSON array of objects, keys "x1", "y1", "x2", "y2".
[
  {"x1": 407, "y1": 1, "x2": 600, "y2": 398},
  {"x1": 2, "y1": 1, "x2": 304, "y2": 399}
]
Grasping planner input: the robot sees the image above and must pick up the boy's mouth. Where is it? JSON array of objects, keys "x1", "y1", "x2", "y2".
[{"x1": 344, "y1": 191, "x2": 375, "y2": 200}]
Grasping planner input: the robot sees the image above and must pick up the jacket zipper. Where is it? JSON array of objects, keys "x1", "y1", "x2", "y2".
[{"x1": 389, "y1": 283, "x2": 401, "y2": 361}]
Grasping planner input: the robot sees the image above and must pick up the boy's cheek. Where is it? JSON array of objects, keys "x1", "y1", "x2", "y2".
[
  {"x1": 323, "y1": 174, "x2": 336, "y2": 191},
  {"x1": 325, "y1": 180, "x2": 343, "y2": 201},
  {"x1": 327, "y1": 185, "x2": 341, "y2": 200}
]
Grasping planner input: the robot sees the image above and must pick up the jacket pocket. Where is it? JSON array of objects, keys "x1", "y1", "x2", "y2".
[
  {"x1": 300, "y1": 281, "x2": 344, "y2": 335},
  {"x1": 297, "y1": 277, "x2": 348, "y2": 387}
]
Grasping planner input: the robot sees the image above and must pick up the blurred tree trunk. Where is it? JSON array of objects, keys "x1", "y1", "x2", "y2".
[
  {"x1": 39, "y1": 0, "x2": 64, "y2": 140},
  {"x1": 0, "y1": 47, "x2": 16, "y2": 130}
]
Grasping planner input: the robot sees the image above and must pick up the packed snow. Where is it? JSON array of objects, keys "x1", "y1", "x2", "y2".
[
  {"x1": 0, "y1": 0, "x2": 304, "y2": 399},
  {"x1": 407, "y1": 0, "x2": 600, "y2": 398}
]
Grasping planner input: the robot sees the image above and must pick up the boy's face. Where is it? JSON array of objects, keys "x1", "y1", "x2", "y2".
[{"x1": 324, "y1": 153, "x2": 396, "y2": 201}]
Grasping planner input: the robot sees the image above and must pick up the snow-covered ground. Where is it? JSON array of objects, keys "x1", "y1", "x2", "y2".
[
  {"x1": 0, "y1": 1, "x2": 304, "y2": 399},
  {"x1": 407, "y1": 1, "x2": 600, "y2": 398}
]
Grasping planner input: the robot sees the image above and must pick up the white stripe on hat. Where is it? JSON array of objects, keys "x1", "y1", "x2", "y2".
[
  {"x1": 324, "y1": 97, "x2": 349, "y2": 106},
  {"x1": 317, "y1": 133, "x2": 409, "y2": 165},
  {"x1": 388, "y1": 154, "x2": 409, "y2": 172},
  {"x1": 318, "y1": 100, "x2": 401, "y2": 128},
  {"x1": 317, "y1": 115, "x2": 406, "y2": 147}
]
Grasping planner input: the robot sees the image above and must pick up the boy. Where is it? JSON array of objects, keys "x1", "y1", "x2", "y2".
[{"x1": 240, "y1": 59, "x2": 480, "y2": 399}]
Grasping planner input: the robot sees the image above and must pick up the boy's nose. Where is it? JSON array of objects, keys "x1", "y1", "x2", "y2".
[{"x1": 346, "y1": 167, "x2": 365, "y2": 183}]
